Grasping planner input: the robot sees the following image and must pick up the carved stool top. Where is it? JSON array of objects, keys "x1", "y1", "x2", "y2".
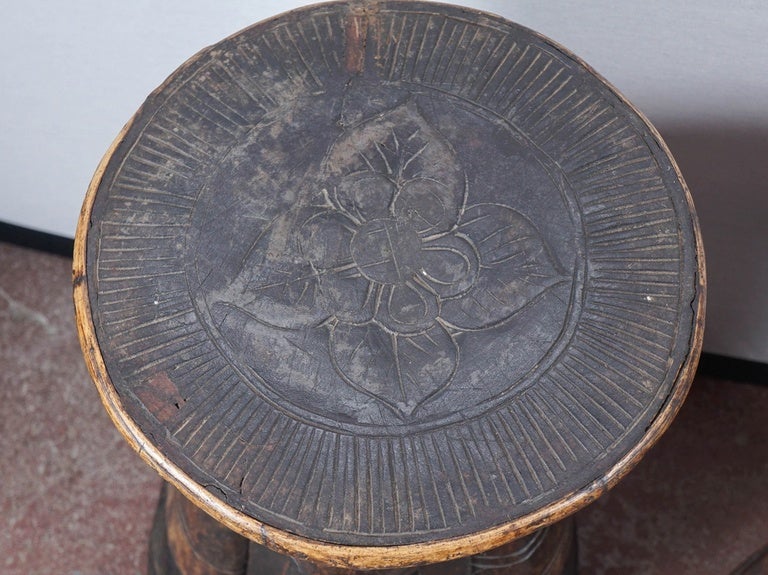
[{"x1": 74, "y1": 1, "x2": 705, "y2": 568}]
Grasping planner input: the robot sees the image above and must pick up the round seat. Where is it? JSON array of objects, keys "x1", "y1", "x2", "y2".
[{"x1": 73, "y1": 1, "x2": 705, "y2": 570}]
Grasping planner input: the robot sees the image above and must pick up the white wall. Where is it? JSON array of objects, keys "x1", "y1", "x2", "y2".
[{"x1": 2, "y1": 1, "x2": 767, "y2": 362}]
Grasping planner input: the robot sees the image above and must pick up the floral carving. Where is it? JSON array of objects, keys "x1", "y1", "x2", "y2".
[{"x1": 212, "y1": 102, "x2": 565, "y2": 419}]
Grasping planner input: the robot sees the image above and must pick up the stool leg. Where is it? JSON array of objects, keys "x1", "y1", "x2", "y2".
[
  {"x1": 458, "y1": 519, "x2": 577, "y2": 575},
  {"x1": 148, "y1": 482, "x2": 250, "y2": 575},
  {"x1": 246, "y1": 543, "x2": 420, "y2": 574}
]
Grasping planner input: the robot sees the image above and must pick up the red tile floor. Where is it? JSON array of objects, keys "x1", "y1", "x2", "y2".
[{"x1": 1, "y1": 241, "x2": 767, "y2": 575}]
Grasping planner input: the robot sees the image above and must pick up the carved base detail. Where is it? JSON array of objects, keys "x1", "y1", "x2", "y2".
[{"x1": 149, "y1": 483, "x2": 577, "y2": 575}]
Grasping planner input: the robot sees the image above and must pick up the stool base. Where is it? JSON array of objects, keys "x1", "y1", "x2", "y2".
[{"x1": 149, "y1": 483, "x2": 577, "y2": 575}]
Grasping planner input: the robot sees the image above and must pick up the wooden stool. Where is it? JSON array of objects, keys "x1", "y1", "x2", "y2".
[{"x1": 73, "y1": 2, "x2": 705, "y2": 573}]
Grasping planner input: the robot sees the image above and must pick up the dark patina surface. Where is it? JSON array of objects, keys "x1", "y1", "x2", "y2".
[{"x1": 81, "y1": 1, "x2": 703, "y2": 550}]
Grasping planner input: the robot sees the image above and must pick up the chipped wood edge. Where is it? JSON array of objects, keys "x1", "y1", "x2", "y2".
[{"x1": 73, "y1": 1, "x2": 706, "y2": 569}]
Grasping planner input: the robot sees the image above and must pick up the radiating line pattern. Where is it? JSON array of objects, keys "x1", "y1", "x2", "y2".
[{"x1": 85, "y1": 2, "x2": 700, "y2": 547}]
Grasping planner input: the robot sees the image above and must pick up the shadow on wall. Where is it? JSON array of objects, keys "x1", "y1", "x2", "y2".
[{"x1": 657, "y1": 124, "x2": 768, "y2": 364}]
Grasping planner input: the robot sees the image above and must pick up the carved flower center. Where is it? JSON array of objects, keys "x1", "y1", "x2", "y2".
[{"x1": 351, "y1": 218, "x2": 422, "y2": 285}]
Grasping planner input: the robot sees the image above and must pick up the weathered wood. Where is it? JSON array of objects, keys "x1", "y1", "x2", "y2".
[
  {"x1": 244, "y1": 520, "x2": 576, "y2": 575},
  {"x1": 150, "y1": 483, "x2": 576, "y2": 575},
  {"x1": 73, "y1": 0, "x2": 705, "y2": 570}
]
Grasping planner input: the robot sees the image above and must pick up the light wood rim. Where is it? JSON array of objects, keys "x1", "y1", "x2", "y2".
[{"x1": 73, "y1": 1, "x2": 705, "y2": 568}]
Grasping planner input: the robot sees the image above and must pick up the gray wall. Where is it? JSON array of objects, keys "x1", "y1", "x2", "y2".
[{"x1": 2, "y1": 1, "x2": 766, "y2": 362}]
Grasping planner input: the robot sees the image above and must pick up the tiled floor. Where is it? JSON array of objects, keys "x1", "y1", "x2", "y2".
[{"x1": 1, "y1": 241, "x2": 766, "y2": 575}]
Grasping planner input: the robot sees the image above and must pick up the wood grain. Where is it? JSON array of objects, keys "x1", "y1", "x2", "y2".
[{"x1": 74, "y1": 0, "x2": 705, "y2": 568}]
